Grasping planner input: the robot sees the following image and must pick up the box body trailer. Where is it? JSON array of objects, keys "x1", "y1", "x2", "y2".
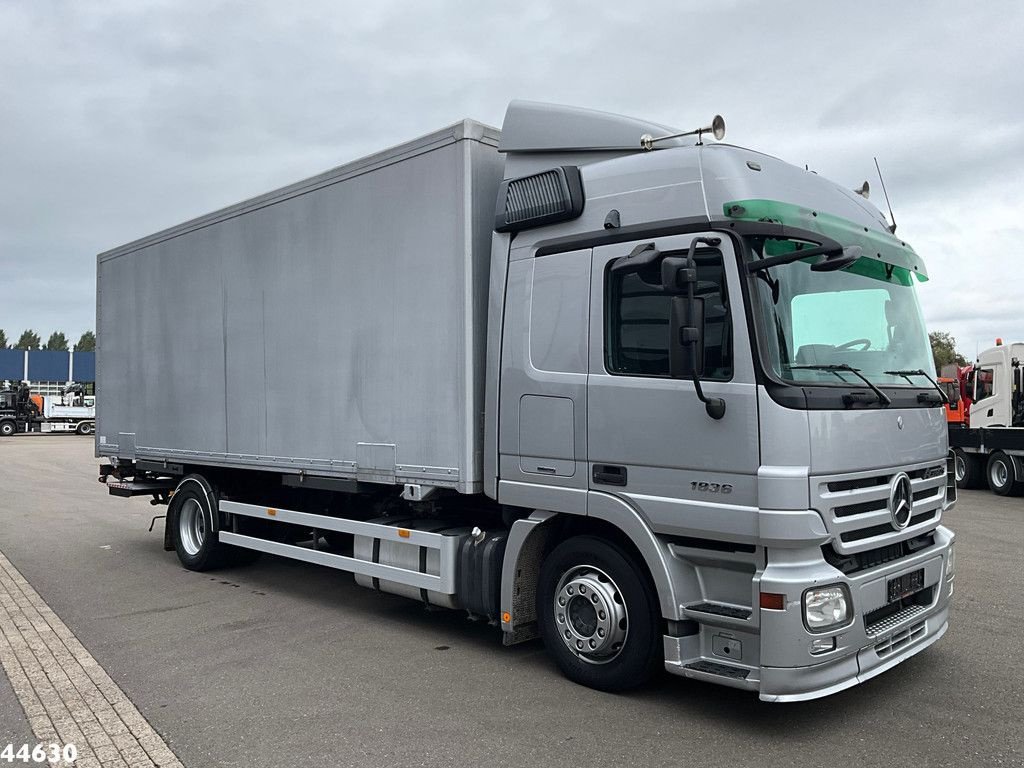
[
  {"x1": 97, "y1": 123, "x2": 502, "y2": 491},
  {"x1": 99, "y1": 101, "x2": 956, "y2": 701}
]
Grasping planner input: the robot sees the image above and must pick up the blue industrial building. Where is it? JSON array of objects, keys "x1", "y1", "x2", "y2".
[{"x1": 0, "y1": 349, "x2": 96, "y2": 394}]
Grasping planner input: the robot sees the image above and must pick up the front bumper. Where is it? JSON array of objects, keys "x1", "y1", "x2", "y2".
[
  {"x1": 758, "y1": 601, "x2": 949, "y2": 702},
  {"x1": 663, "y1": 524, "x2": 954, "y2": 702}
]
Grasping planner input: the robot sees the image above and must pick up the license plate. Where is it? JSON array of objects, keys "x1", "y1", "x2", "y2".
[{"x1": 887, "y1": 568, "x2": 924, "y2": 603}]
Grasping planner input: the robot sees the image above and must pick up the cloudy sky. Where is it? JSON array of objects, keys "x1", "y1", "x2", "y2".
[{"x1": 1, "y1": 1, "x2": 1021, "y2": 358}]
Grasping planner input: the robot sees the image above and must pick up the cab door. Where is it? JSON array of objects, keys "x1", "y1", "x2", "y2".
[{"x1": 586, "y1": 233, "x2": 760, "y2": 539}]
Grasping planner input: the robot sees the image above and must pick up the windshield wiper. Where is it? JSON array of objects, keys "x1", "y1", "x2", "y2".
[
  {"x1": 884, "y1": 369, "x2": 949, "y2": 404},
  {"x1": 788, "y1": 363, "x2": 892, "y2": 406},
  {"x1": 747, "y1": 244, "x2": 863, "y2": 273}
]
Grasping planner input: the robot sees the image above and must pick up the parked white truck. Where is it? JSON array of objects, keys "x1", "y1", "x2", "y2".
[
  {"x1": 950, "y1": 340, "x2": 1024, "y2": 494},
  {"x1": 97, "y1": 101, "x2": 955, "y2": 701},
  {"x1": 1, "y1": 382, "x2": 95, "y2": 436}
]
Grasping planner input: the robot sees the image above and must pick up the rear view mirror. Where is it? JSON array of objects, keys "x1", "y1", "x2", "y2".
[
  {"x1": 660, "y1": 256, "x2": 692, "y2": 295},
  {"x1": 669, "y1": 295, "x2": 704, "y2": 379}
]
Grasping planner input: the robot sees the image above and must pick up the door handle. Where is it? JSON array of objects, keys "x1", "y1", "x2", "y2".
[
  {"x1": 988, "y1": 408, "x2": 994, "y2": 417},
  {"x1": 593, "y1": 464, "x2": 627, "y2": 486}
]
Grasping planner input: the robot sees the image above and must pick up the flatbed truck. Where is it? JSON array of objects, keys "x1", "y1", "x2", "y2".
[
  {"x1": 1, "y1": 382, "x2": 95, "y2": 436},
  {"x1": 950, "y1": 340, "x2": 1024, "y2": 494},
  {"x1": 97, "y1": 101, "x2": 955, "y2": 701}
]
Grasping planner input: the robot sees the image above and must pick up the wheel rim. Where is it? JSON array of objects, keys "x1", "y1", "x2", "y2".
[
  {"x1": 553, "y1": 565, "x2": 628, "y2": 664},
  {"x1": 178, "y1": 499, "x2": 206, "y2": 556},
  {"x1": 991, "y1": 459, "x2": 1009, "y2": 488},
  {"x1": 955, "y1": 454, "x2": 966, "y2": 482},
  {"x1": 1, "y1": 423, "x2": 12, "y2": 436}
]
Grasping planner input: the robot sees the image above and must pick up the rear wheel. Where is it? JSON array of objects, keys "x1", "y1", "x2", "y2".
[
  {"x1": 538, "y1": 536, "x2": 661, "y2": 692},
  {"x1": 986, "y1": 451, "x2": 1023, "y2": 496},
  {"x1": 0, "y1": 420, "x2": 15, "y2": 437},
  {"x1": 169, "y1": 476, "x2": 231, "y2": 570},
  {"x1": 954, "y1": 448, "x2": 983, "y2": 489}
]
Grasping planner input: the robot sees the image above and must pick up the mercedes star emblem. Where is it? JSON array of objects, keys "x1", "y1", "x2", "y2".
[{"x1": 888, "y1": 472, "x2": 913, "y2": 530}]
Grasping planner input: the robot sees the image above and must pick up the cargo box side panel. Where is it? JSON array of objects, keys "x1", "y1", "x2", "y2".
[
  {"x1": 97, "y1": 234, "x2": 229, "y2": 457},
  {"x1": 98, "y1": 132, "x2": 502, "y2": 491},
  {"x1": 257, "y1": 142, "x2": 472, "y2": 481}
]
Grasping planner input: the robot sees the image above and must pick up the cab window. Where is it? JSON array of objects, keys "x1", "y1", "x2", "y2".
[
  {"x1": 976, "y1": 368, "x2": 995, "y2": 400},
  {"x1": 605, "y1": 251, "x2": 732, "y2": 380}
]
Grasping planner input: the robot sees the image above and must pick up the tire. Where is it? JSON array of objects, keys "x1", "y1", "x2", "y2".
[
  {"x1": 75, "y1": 422, "x2": 94, "y2": 436},
  {"x1": 169, "y1": 475, "x2": 231, "y2": 571},
  {"x1": 537, "y1": 536, "x2": 662, "y2": 692},
  {"x1": 954, "y1": 448, "x2": 983, "y2": 489},
  {"x1": 986, "y1": 451, "x2": 1023, "y2": 496},
  {"x1": 0, "y1": 420, "x2": 15, "y2": 437}
]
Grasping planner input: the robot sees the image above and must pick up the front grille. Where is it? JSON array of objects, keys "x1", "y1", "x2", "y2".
[
  {"x1": 826, "y1": 467, "x2": 934, "y2": 493},
  {"x1": 823, "y1": 533, "x2": 934, "y2": 575},
  {"x1": 827, "y1": 475, "x2": 889, "y2": 493},
  {"x1": 873, "y1": 620, "x2": 927, "y2": 657},
  {"x1": 813, "y1": 460, "x2": 946, "y2": 555},
  {"x1": 840, "y1": 510, "x2": 939, "y2": 543},
  {"x1": 834, "y1": 489, "x2": 940, "y2": 519}
]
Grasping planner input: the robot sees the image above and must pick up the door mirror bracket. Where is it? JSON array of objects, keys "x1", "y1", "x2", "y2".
[{"x1": 665, "y1": 237, "x2": 726, "y2": 420}]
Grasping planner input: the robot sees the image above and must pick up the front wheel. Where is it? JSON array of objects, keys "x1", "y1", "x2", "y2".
[
  {"x1": 76, "y1": 421, "x2": 94, "y2": 435},
  {"x1": 0, "y1": 420, "x2": 15, "y2": 437},
  {"x1": 537, "y1": 536, "x2": 661, "y2": 692}
]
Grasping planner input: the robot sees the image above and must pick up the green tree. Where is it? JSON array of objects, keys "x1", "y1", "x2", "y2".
[
  {"x1": 74, "y1": 330, "x2": 96, "y2": 352},
  {"x1": 44, "y1": 332, "x2": 69, "y2": 352},
  {"x1": 15, "y1": 329, "x2": 41, "y2": 350},
  {"x1": 0, "y1": 329, "x2": 7, "y2": 349},
  {"x1": 929, "y1": 331, "x2": 967, "y2": 373}
]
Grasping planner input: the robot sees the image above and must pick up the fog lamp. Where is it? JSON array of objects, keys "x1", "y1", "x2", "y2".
[
  {"x1": 810, "y1": 636, "x2": 836, "y2": 655},
  {"x1": 947, "y1": 543, "x2": 955, "y2": 578},
  {"x1": 803, "y1": 584, "x2": 852, "y2": 633}
]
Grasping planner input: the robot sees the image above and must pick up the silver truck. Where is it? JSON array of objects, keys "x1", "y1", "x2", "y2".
[{"x1": 97, "y1": 101, "x2": 956, "y2": 702}]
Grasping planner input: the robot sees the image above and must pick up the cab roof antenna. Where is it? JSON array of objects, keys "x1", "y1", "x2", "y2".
[{"x1": 874, "y1": 157, "x2": 897, "y2": 234}]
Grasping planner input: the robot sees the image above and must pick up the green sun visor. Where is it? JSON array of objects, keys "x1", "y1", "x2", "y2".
[{"x1": 724, "y1": 199, "x2": 927, "y2": 282}]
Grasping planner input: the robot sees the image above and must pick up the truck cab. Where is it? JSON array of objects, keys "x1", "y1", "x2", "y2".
[
  {"x1": 969, "y1": 342, "x2": 1024, "y2": 429},
  {"x1": 487, "y1": 103, "x2": 955, "y2": 700}
]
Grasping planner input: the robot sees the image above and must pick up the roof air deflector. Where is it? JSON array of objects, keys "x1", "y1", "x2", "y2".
[{"x1": 499, "y1": 101, "x2": 683, "y2": 154}]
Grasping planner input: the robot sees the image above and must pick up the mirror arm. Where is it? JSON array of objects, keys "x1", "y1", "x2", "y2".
[
  {"x1": 684, "y1": 238, "x2": 726, "y2": 420},
  {"x1": 691, "y1": 367, "x2": 726, "y2": 419}
]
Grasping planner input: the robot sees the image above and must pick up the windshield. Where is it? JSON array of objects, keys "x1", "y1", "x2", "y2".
[{"x1": 748, "y1": 237, "x2": 934, "y2": 387}]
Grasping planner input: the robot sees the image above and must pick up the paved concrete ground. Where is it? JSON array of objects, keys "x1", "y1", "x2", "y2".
[{"x1": 1, "y1": 436, "x2": 1022, "y2": 767}]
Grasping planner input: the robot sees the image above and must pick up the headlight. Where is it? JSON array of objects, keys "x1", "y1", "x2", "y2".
[
  {"x1": 803, "y1": 584, "x2": 852, "y2": 633},
  {"x1": 947, "y1": 543, "x2": 955, "y2": 578}
]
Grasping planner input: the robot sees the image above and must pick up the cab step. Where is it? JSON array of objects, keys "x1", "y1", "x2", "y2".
[
  {"x1": 686, "y1": 601, "x2": 752, "y2": 621},
  {"x1": 682, "y1": 660, "x2": 751, "y2": 680}
]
